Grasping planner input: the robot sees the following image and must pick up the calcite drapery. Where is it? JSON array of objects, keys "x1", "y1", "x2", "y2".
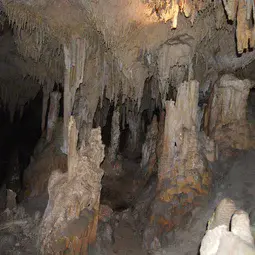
[
  {"x1": 38, "y1": 117, "x2": 104, "y2": 254},
  {"x1": 143, "y1": 80, "x2": 213, "y2": 250},
  {"x1": 46, "y1": 91, "x2": 61, "y2": 143},
  {"x1": 204, "y1": 74, "x2": 254, "y2": 155}
]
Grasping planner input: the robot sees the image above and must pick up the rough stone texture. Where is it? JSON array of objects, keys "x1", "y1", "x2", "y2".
[
  {"x1": 198, "y1": 132, "x2": 218, "y2": 162},
  {"x1": 38, "y1": 118, "x2": 104, "y2": 254},
  {"x1": 144, "y1": 80, "x2": 214, "y2": 250},
  {"x1": 207, "y1": 198, "x2": 236, "y2": 230},
  {"x1": 99, "y1": 204, "x2": 113, "y2": 223},
  {"x1": 0, "y1": 206, "x2": 40, "y2": 255},
  {"x1": 205, "y1": 74, "x2": 255, "y2": 155}
]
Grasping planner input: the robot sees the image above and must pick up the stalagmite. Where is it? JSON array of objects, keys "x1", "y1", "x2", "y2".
[
  {"x1": 46, "y1": 91, "x2": 61, "y2": 143},
  {"x1": 38, "y1": 117, "x2": 104, "y2": 254},
  {"x1": 200, "y1": 200, "x2": 255, "y2": 255},
  {"x1": 144, "y1": 80, "x2": 213, "y2": 250},
  {"x1": 205, "y1": 74, "x2": 255, "y2": 155},
  {"x1": 108, "y1": 107, "x2": 120, "y2": 162}
]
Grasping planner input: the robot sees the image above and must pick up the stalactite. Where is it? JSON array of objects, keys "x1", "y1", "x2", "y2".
[
  {"x1": 157, "y1": 36, "x2": 194, "y2": 106},
  {"x1": 108, "y1": 107, "x2": 120, "y2": 162},
  {"x1": 62, "y1": 38, "x2": 87, "y2": 154},
  {"x1": 46, "y1": 91, "x2": 61, "y2": 143}
]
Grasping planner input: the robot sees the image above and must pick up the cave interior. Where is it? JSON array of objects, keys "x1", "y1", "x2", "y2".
[{"x1": 0, "y1": 0, "x2": 255, "y2": 254}]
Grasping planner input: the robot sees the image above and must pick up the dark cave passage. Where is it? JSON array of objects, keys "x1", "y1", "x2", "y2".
[{"x1": 0, "y1": 89, "x2": 43, "y2": 202}]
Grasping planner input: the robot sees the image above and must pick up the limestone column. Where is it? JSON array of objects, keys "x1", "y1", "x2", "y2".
[
  {"x1": 38, "y1": 117, "x2": 104, "y2": 254},
  {"x1": 204, "y1": 74, "x2": 254, "y2": 153},
  {"x1": 143, "y1": 80, "x2": 213, "y2": 250}
]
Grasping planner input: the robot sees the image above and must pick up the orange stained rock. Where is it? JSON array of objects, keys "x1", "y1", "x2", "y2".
[
  {"x1": 159, "y1": 187, "x2": 178, "y2": 202},
  {"x1": 202, "y1": 171, "x2": 211, "y2": 187},
  {"x1": 178, "y1": 185, "x2": 193, "y2": 194}
]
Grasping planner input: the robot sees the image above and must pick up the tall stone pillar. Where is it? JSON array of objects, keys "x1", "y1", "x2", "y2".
[
  {"x1": 143, "y1": 80, "x2": 213, "y2": 250},
  {"x1": 38, "y1": 117, "x2": 104, "y2": 254},
  {"x1": 204, "y1": 74, "x2": 254, "y2": 155}
]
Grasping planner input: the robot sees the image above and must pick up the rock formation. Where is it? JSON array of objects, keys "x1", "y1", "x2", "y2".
[
  {"x1": 205, "y1": 74, "x2": 255, "y2": 156},
  {"x1": 38, "y1": 118, "x2": 105, "y2": 254},
  {"x1": 144, "y1": 80, "x2": 215, "y2": 250},
  {"x1": 200, "y1": 198, "x2": 255, "y2": 255},
  {"x1": 0, "y1": 0, "x2": 255, "y2": 254}
]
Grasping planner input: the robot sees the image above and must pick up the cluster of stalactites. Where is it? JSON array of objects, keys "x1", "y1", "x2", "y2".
[
  {"x1": 144, "y1": 0, "x2": 212, "y2": 28},
  {"x1": 223, "y1": 0, "x2": 255, "y2": 54}
]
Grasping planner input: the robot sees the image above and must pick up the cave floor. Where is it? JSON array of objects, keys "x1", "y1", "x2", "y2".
[
  {"x1": 0, "y1": 150, "x2": 255, "y2": 254},
  {"x1": 101, "y1": 149, "x2": 255, "y2": 255}
]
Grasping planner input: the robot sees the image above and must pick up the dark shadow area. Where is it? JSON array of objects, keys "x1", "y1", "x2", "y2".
[{"x1": 0, "y1": 90, "x2": 42, "y2": 201}]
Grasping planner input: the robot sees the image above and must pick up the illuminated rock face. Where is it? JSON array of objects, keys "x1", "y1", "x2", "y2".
[
  {"x1": 38, "y1": 119, "x2": 104, "y2": 254},
  {"x1": 205, "y1": 74, "x2": 255, "y2": 156},
  {"x1": 143, "y1": 80, "x2": 214, "y2": 250}
]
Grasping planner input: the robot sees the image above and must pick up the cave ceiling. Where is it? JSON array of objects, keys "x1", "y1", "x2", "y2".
[{"x1": 0, "y1": 0, "x2": 255, "y2": 119}]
